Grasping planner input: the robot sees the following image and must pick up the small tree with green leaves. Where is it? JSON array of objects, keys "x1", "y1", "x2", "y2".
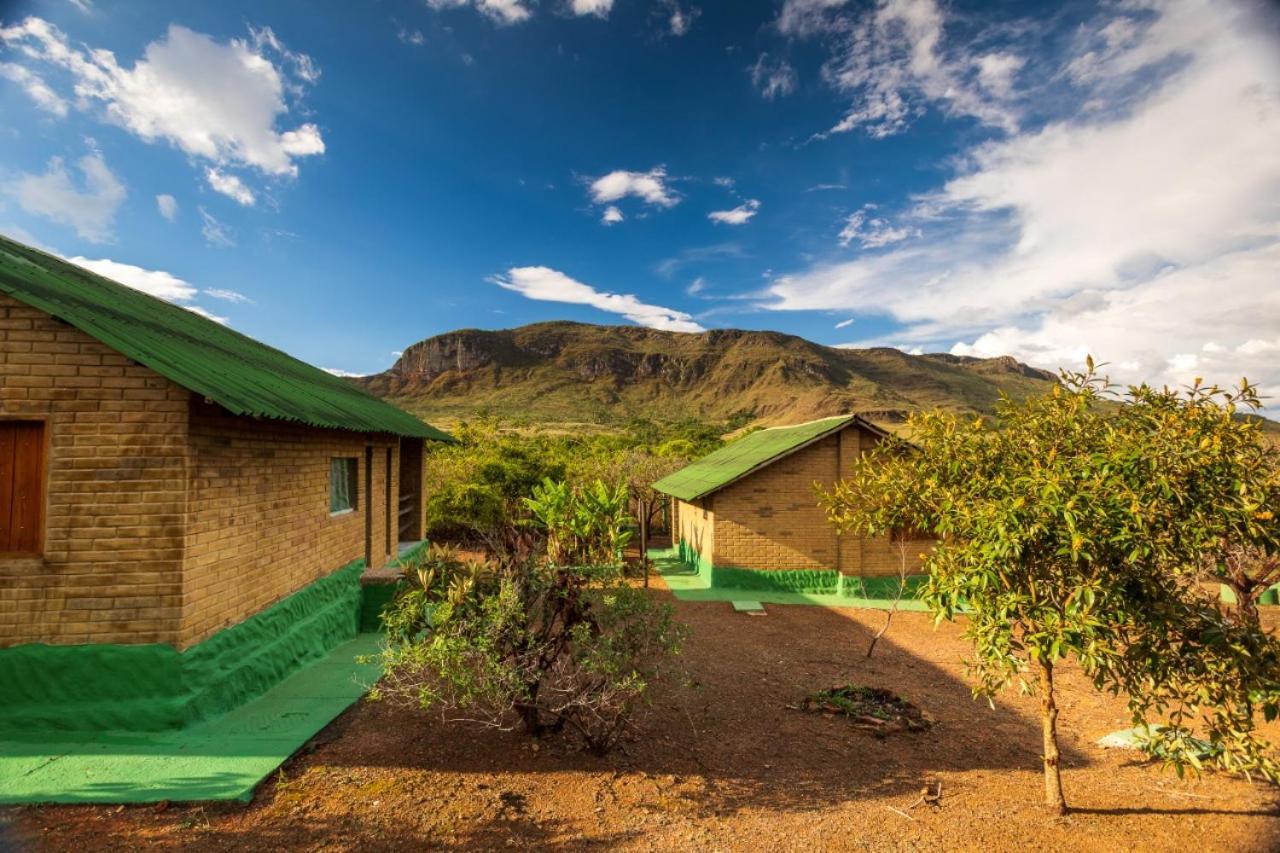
[
  {"x1": 374, "y1": 487, "x2": 684, "y2": 755},
  {"x1": 820, "y1": 362, "x2": 1280, "y2": 813}
]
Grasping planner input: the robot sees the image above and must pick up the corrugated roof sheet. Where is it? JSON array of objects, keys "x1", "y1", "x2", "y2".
[
  {"x1": 653, "y1": 414, "x2": 881, "y2": 502},
  {"x1": 0, "y1": 234, "x2": 451, "y2": 441}
]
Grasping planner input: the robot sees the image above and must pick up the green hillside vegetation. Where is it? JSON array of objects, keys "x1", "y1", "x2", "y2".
[{"x1": 356, "y1": 321, "x2": 1062, "y2": 428}]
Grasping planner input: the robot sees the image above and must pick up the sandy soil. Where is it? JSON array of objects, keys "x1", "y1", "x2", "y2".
[{"x1": 5, "y1": 585, "x2": 1280, "y2": 852}]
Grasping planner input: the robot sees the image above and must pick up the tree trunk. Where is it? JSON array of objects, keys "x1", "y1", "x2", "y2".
[{"x1": 1037, "y1": 657, "x2": 1068, "y2": 815}]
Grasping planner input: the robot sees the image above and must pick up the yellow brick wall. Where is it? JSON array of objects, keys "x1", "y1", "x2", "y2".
[
  {"x1": 674, "y1": 496, "x2": 714, "y2": 567},
  {"x1": 1, "y1": 292, "x2": 414, "y2": 649},
  {"x1": 179, "y1": 400, "x2": 399, "y2": 647},
  {"x1": 0, "y1": 292, "x2": 189, "y2": 646},
  {"x1": 712, "y1": 434, "x2": 840, "y2": 572},
  {"x1": 706, "y1": 422, "x2": 933, "y2": 577}
]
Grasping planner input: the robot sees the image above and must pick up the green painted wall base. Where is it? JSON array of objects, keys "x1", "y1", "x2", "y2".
[
  {"x1": 0, "y1": 632, "x2": 383, "y2": 805},
  {"x1": 671, "y1": 540, "x2": 925, "y2": 600},
  {"x1": 0, "y1": 559, "x2": 365, "y2": 733}
]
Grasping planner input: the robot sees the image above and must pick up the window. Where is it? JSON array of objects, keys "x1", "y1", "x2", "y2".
[
  {"x1": 0, "y1": 421, "x2": 45, "y2": 555},
  {"x1": 330, "y1": 457, "x2": 358, "y2": 515}
]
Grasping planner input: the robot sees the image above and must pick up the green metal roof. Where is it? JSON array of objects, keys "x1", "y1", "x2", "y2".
[
  {"x1": 653, "y1": 414, "x2": 884, "y2": 502},
  {"x1": 0, "y1": 234, "x2": 451, "y2": 442}
]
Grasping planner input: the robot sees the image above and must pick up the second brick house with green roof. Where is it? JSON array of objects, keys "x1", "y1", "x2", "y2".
[
  {"x1": 0, "y1": 234, "x2": 451, "y2": 731},
  {"x1": 653, "y1": 414, "x2": 934, "y2": 593}
]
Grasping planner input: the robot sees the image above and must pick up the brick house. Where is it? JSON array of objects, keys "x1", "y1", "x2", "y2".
[
  {"x1": 0, "y1": 235, "x2": 450, "y2": 730},
  {"x1": 653, "y1": 415, "x2": 933, "y2": 593}
]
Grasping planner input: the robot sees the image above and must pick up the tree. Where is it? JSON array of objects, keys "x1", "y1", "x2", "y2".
[{"x1": 820, "y1": 363, "x2": 1280, "y2": 813}]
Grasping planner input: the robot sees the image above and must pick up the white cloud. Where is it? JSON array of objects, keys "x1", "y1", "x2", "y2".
[
  {"x1": 708, "y1": 199, "x2": 761, "y2": 225},
  {"x1": 198, "y1": 206, "x2": 235, "y2": 248},
  {"x1": 155, "y1": 193, "x2": 178, "y2": 221},
  {"x1": 666, "y1": 2, "x2": 699, "y2": 36},
  {"x1": 0, "y1": 61, "x2": 67, "y2": 115},
  {"x1": 398, "y1": 27, "x2": 425, "y2": 46},
  {"x1": 601, "y1": 205, "x2": 624, "y2": 225},
  {"x1": 569, "y1": 0, "x2": 613, "y2": 18},
  {"x1": 589, "y1": 166, "x2": 679, "y2": 208},
  {"x1": 66, "y1": 255, "x2": 196, "y2": 300},
  {"x1": 765, "y1": 0, "x2": 1280, "y2": 402},
  {"x1": 778, "y1": 0, "x2": 852, "y2": 37},
  {"x1": 0, "y1": 18, "x2": 324, "y2": 177},
  {"x1": 62, "y1": 252, "x2": 230, "y2": 322},
  {"x1": 7, "y1": 151, "x2": 125, "y2": 243},
  {"x1": 974, "y1": 52, "x2": 1025, "y2": 99},
  {"x1": 204, "y1": 287, "x2": 253, "y2": 304},
  {"x1": 750, "y1": 53, "x2": 798, "y2": 99},
  {"x1": 324, "y1": 367, "x2": 367, "y2": 378},
  {"x1": 492, "y1": 266, "x2": 706, "y2": 333},
  {"x1": 798, "y1": 0, "x2": 1021, "y2": 138},
  {"x1": 426, "y1": 0, "x2": 532, "y2": 26},
  {"x1": 184, "y1": 305, "x2": 229, "y2": 325},
  {"x1": 687, "y1": 276, "x2": 706, "y2": 295},
  {"x1": 205, "y1": 167, "x2": 256, "y2": 206},
  {"x1": 835, "y1": 317, "x2": 854, "y2": 329},
  {"x1": 838, "y1": 204, "x2": 919, "y2": 248}
]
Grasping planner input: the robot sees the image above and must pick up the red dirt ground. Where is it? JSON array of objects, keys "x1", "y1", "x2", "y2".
[{"x1": 5, "y1": 583, "x2": 1280, "y2": 852}]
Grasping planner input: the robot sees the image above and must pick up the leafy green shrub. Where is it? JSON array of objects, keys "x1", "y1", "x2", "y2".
[
  {"x1": 373, "y1": 550, "x2": 685, "y2": 755},
  {"x1": 524, "y1": 478, "x2": 632, "y2": 567}
]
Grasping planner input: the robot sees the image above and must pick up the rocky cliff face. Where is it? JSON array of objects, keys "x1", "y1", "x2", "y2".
[{"x1": 355, "y1": 321, "x2": 1059, "y2": 425}]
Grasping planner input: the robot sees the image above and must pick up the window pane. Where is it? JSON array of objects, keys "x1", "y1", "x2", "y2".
[{"x1": 330, "y1": 457, "x2": 355, "y2": 513}]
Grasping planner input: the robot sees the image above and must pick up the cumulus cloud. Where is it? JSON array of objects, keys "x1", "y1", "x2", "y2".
[
  {"x1": 66, "y1": 255, "x2": 196, "y2": 300},
  {"x1": 708, "y1": 199, "x2": 761, "y2": 225},
  {"x1": 205, "y1": 167, "x2": 256, "y2": 206},
  {"x1": 6, "y1": 150, "x2": 125, "y2": 243},
  {"x1": 749, "y1": 53, "x2": 798, "y2": 99},
  {"x1": 0, "y1": 61, "x2": 67, "y2": 115},
  {"x1": 601, "y1": 205, "x2": 624, "y2": 225},
  {"x1": 0, "y1": 17, "x2": 325, "y2": 178},
  {"x1": 426, "y1": 0, "x2": 531, "y2": 26},
  {"x1": 155, "y1": 193, "x2": 178, "y2": 221},
  {"x1": 569, "y1": 0, "x2": 613, "y2": 18},
  {"x1": 323, "y1": 367, "x2": 367, "y2": 378},
  {"x1": 589, "y1": 166, "x2": 679, "y2": 208},
  {"x1": 491, "y1": 266, "x2": 705, "y2": 333},
  {"x1": 64, "y1": 253, "x2": 229, "y2": 323},
  {"x1": 764, "y1": 0, "x2": 1280, "y2": 402},
  {"x1": 838, "y1": 204, "x2": 919, "y2": 247}
]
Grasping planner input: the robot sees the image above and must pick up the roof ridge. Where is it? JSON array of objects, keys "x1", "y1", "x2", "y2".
[{"x1": 760, "y1": 413, "x2": 854, "y2": 430}]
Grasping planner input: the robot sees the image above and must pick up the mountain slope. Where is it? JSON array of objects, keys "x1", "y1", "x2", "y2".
[{"x1": 356, "y1": 321, "x2": 1061, "y2": 427}]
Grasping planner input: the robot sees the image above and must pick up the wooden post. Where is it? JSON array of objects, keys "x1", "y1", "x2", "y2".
[{"x1": 639, "y1": 496, "x2": 649, "y2": 588}]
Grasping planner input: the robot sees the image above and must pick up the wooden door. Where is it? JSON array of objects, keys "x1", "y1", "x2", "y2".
[{"x1": 0, "y1": 421, "x2": 45, "y2": 556}]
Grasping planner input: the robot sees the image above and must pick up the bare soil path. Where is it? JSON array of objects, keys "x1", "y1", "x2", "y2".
[{"x1": 5, "y1": 584, "x2": 1279, "y2": 851}]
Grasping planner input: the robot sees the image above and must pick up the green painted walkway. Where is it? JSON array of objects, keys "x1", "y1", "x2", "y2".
[
  {"x1": 649, "y1": 548, "x2": 929, "y2": 611},
  {"x1": 0, "y1": 633, "x2": 381, "y2": 805}
]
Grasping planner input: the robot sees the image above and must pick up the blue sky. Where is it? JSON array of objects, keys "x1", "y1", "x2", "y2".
[{"x1": 1, "y1": 0, "x2": 1278, "y2": 400}]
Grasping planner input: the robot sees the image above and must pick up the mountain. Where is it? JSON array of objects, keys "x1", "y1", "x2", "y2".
[{"x1": 354, "y1": 321, "x2": 1062, "y2": 428}]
